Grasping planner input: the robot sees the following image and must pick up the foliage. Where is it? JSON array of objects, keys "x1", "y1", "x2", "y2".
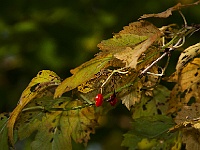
[{"x1": 1, "y1": 1, "x2": 200, "y2": 150}]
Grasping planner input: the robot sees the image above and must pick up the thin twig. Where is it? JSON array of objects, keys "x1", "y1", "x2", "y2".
[{"x1": 139, "y1": 37, "x2": 183, "y2": 78}]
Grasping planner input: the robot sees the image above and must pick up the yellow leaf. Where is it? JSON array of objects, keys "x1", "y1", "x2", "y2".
[
  {"x1": 168, "y1": 58, "x2": 200, "y2": 113},
  {"x1": 176, "y1": 42, "x2": 200, "y2": 71},
  {"x1": 7, "y1": 70, "x2": 61, "y2": 146}
]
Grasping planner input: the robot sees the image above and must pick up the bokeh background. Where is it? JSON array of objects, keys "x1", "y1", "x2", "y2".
[{"x1": 0, "y1": 0, "x2": 200, "y2": 149}]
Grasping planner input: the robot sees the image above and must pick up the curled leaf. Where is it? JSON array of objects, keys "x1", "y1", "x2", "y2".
[
  {"x1": 139, "y1": 1, "x2": 200, "y2": 20},
  {"x1": 7, "y1": 70, "x2": 61, "y2": 146},
  {"x1": 176, "y1": 42, "x2": 200, "y2": 71}
]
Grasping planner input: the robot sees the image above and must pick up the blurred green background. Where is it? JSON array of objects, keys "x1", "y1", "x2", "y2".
[{"x1": 0, "y1": 0, "x2": 199, "y2": 149}]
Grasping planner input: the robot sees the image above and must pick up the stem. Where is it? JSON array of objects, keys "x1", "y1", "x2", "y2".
[{"x1": 139, "y1": 37, "x2": 183, "y2": 78}]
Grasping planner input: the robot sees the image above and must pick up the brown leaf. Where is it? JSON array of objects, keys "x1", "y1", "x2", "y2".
[
  {"x1": 139, "y1": 1, "x2": 200, "y2": 20},
  {"x1": 121, "y1": 80, "x2": 143, "y2": 110},
  {"x1": 171, "y1": 103, "x2": 200, "y2": 150},
  {"x1": 114, "y1": 21, "x2": 161, "y2": 69}
]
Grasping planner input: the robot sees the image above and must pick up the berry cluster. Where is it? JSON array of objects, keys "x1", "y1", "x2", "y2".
[{"x1": 95, "y1": 92, "x2": 117, "y2": 107}]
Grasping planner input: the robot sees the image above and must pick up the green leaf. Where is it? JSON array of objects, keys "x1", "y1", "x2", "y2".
[
  {"x1": 54, "y1": 54, "x2": 112, "y2": 98},
  {"x1": 131, "y1": 115, "x2": 174, "y2": 138},
  {"x1": 132, "y1": 85, "x2": 170, "y2": 119},
  {"x1": 0, "y1": 113, "x2": 10, "y2": 150},
  {"x1": 121, "y1": 134, "x2": 142, "y2": 150},
  {"x1": 98, "y1": 34, "x2": 147, "y2": 51},
  {"x1": 122, "y1": 115, "x2": 178, "y2": 150}
]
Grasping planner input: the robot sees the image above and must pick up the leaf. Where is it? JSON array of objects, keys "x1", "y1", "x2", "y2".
[
  {"x1": 97, "y1": 34, "x2": 147, "y2": 51},
  {"x1": 98, "y1": 20, "x2": 161, "y2": 69},
  {"x1": 139, "y1": 1, "x2": 200, "y2": 19},
  {"x1": 169, "y1": 103, "x2": 200, "y2": 150},
  {"x1": 54, "y1": 54, "x2": 112, "y2": 98},
  {"x1": 7, "y1": 70, "x2": 61, "y2": 146},
  {"x1": 168, "y1": 58, "x2": 200, "y2": 113},
  {"x1": 121, "y1": 80, "x2": 143, "y2": 110},
  {"x1": 121, "y1": 134, "x2": 142, "y2": 150},
  {"x1": 176, "y1": 42, "x2": 200, "y2": 71},
  {"x1": 0, "y1": 113, "x2": 10, "y2": 150},
  {"x1": 114, "y1": 31, "x2": 161, "y2": 69},
  {"x1": 15, "y1": 96, "x2": 99, "y2": 150},
  {"x1": 122, "y1": 115, "x2": 178, "y2": 150},
  {"x1": 132, "y1": 85, "x2": 170, "y2": 119}
]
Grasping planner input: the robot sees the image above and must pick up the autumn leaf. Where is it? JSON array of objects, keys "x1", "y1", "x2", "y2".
[
  {"x1": 168, "y1": 58, "x2": 200, "y2": 113},
  {"x1": 176, "y1": 42, "x2": 200, "y2": 71},
  {"x1": 132, "y1": 85, "x2": 170, "y2": 119},
  {"x1": 98, "y1": 20, "x2": 161, "y2": 69},
  {"x1": 169, "y1": 103, "x2": 200, "y2": 150},
  {"x1": 121, "y1": 80, "x2": 143, "y2": 110},
  {"x1": 139, "y1": 1, "x2": 200, "y2": 19},
  {"x1": 14, "y1": 96, "x2": 100, "y2": 150},
  {"x1": 7, "y1": 70, "x2": 61, "y2": 146},
  {"x1": 54, "y1": 54, "x2": 112, "y2": 98}
]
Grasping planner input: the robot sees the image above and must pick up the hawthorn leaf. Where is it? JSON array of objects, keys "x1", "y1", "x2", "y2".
[
  {"x1": 121, "y1": 80, "x2": 143, "y2": 110},
  {"x1": 54, "y1": 54, "x2": 112, "y2": 98},
  {"x1": 121, "y1": 134, "x2": 141, "y2": 150},
  {"x1": 139, "y1": 1, "x2": 200, "y2": 19},
  {"x1": 176, "y1": 42, "x2": 200, "y2": 71},
  {"x1": 132, "y1": 85, "x2": 170, "y2": 119},
  {"x1": 15, "y1": 96, "x2": 99, "y2": 150},
  {"x1": 97, "y1": 34, "x2": 147, "y2": 51},
  {"x1": 114, "y1": 21, "x2": 161, "y2": 69},
  {"x1": 169, "y1": 103, "x2": 200, "y2": 150},
  {"x1": 168, "y1": 58, "x2": 200, "y2": 113},
  {"x1": 7, "y1": 70, "x2": 61, "y2": 146},
  {"x1": 122, "y1": 115, "x2": 178, "y2": 150}
]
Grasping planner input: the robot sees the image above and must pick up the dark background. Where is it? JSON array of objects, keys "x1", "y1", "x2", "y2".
[{"x1": 0, "y1": 0, "x2": 200, "y2": 149}]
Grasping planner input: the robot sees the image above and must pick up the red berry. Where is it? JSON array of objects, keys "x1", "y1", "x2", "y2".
[
  {"x1": 110, "y1": 97, "x2": 117, "y2": 106},
  {"x1": 95, "y1": 94, "x2": 103, "y2": 107},
  {"x1": 107, "y1": 91, "x2": 117, "y2": 106}
]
